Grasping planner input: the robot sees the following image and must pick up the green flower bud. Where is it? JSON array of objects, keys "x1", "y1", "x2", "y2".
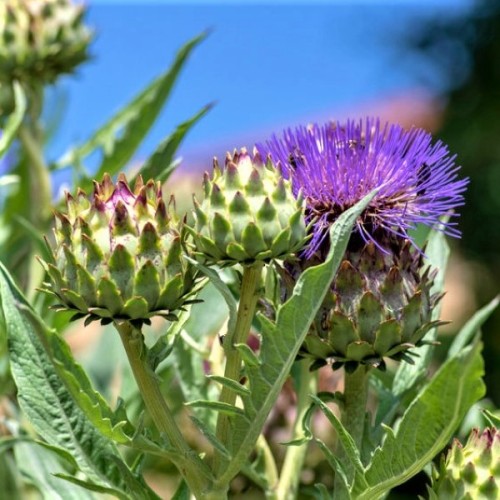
[
  {"x1": 297, "y1": 240, "x2": 442, "y2": 371},
  {"x1": 40, "y1": 174, "x2": 196, "y2": 327},
  {"x1": 187, "y1": 148, "x2": 307, "y2": 265},
  {"x1": 0, "y1": 0, "x2": 91, "y2": 92},
  {"x1": 430, "y1": 428, "x2": 500, "y2": 500}
]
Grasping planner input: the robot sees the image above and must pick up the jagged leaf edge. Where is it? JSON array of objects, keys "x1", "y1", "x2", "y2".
[
  {"x1": 13, "y1": 441, "x2": 95, "y2": 500},
  {"x1": 310, "y1": 395, "x2": 366, "y2": 482},
  {"x1": 352, "y1": 342, "x2": 485, "y2": 500},
  {"x1": 216, "y1": 188, "x2": 379, "y2": 486},
  {"x1": 18, "y1": 304, "x2": 133, "y2": 444},
  {"x1": 0, "y1": 262, "x2": 131, "y2": 496}
]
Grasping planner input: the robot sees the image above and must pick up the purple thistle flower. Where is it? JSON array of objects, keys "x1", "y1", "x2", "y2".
[{"x1": 258, "y1": 118, "x2": 468, "y2": 258}]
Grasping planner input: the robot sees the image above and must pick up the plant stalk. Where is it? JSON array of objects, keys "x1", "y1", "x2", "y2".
[
  {"x1": 273, "y1": 360, "x2": 317, "y2": 500},
  {"x1": 116, "y1": 321, "x2": 207, "y2": 498},
  {"x1": 17, "y1": 84, "x2": 52, "y2": 295},
  {"x1": 334, "y1": 365, "x2": 370, "y2": 494},
  {"x1": 19, "y1": 84, "x2": 51, "y2": 227},
  {"x1": 212, "y1": 262, "x2": 264, "y2": 479},
  {"x1": 18, "y1": 124, "x2": 52, "y2": 226}
]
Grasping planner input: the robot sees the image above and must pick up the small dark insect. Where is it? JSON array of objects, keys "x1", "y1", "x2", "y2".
[
  {"x1": 417, "y1": 162, "x2": 432, "y2": 196},
  {"x1": 288, "y1": 146, "x2": 305, "y2": 170}
]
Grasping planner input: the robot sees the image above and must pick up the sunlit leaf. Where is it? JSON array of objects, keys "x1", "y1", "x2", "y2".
[{"x1": 352, "y1": 343, "x2": 485, "y2": 500}]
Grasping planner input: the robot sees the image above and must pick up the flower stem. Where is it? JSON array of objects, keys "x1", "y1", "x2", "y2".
[
  {"x1": 19, "y1": 83, "x2": 51, "y2": 227},
  {"x1": 273, "y1": 360, "x2": 317, "y2": 500},
  {"x1": 212, "y1": 262, "x2": 263, "y2": 478},
  {"x1": 17, "y1": 84, "x2": 52, "y2": 295},
  {"x1": 334, "y1": 365, "x2": 369, "y2": 493},
  {"x1": 18, "y1": 124, "x2": 51, "y2": 226},
  {"x1": 116, "y1": 321, "x2": 208, "y2": 498}
]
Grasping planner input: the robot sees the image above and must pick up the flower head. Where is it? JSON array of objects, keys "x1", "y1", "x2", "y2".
[
  {"x1": 39, "y1": 173, "x2": 196, "y2": 327},
  {"x1": 259, "y1": 118, "x2": 468, "y2": 257},
  {"x1": 186, "y1": 148, "x2": 307, "y2": 265},
  {"x1": 0, "y1": 0, "x2": 92, "y2": 110}
]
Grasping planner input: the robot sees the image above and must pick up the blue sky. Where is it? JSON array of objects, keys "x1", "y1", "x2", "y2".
[{"x1": 46, "y1": 1, "x2": 473, "y2": 173}]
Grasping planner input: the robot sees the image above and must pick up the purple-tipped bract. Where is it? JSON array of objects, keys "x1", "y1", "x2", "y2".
[{"x1": 259, "y1": 118, "x2": 468, "y2": 257}]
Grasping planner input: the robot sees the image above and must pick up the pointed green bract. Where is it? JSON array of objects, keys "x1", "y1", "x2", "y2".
[
  {"x1": 187, "y1": 148, "x2": 307, "y2": 264},
  {"x1": 299, "y1": 240, "x2": 442, "y2": 370},
  {"x1": 40, "y1": 173, "x2": 197, "y2": 326},
  {"x1": 430, "y1": 427, "x2": 500, "y2": 500}
]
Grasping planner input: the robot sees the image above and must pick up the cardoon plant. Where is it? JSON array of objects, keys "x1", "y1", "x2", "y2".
[
  {"x1": 259, "y1": 118, "x2": 472, "y2": 487},
  {"x1": 260, "y1": 119, "x2": 468, "y2": 370},
  {"x1": 0, "y1": 9, "x2": 498, "y2": 499}
]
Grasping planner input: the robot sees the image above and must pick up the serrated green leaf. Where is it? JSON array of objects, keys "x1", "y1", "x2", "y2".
[
  {"x1": 214, "y1": 189, "x2": 379, "y2": 488},
  {"x1": 135, "y1": 104, "x2": 212, "y2": 184},
  {"x1": 107, "y1": 454, "x2": 161, "y2": 500},
  {"x1": 0, "y1": 262, "x2": 131, "y2": 496},
  {"x1": 392, "y1": 224, "x2": 450, "y2": 396},
  {"x1": 315, "y1": 439, "x2": 349, "y2": 499},
  {"x1": 0, "y1": 82, "x2": 26, "y2": 158},
  {"x1": 352, "y1": 342, "x2": 485, "y2": 500},
  {"x1": 190, "y1": 415, "x2": 230, "y2": 459},
  {"x1": 173, "y1": 328, "x2": 217, "y2": 429},
  {"x1": 55, "y1": 33, "x2": 206, "y2": 179},
  {"x1": 171, "y1": 284, "x2": 226, "y2": 434},
  {"x1": 16, "y1": 303, "x2": 134, "y2": 445},
  {"x1": 54, "y1": 474, "x2": 129, "y2": 499},
  {"x1": 447, "y1": 295, "x2": 499, "y2": 358},
  {"x1": 14, "y1": 441, "x2": 95, "y2": 500},
  {"x1": 235, "y1": 342, "x2": 261, "y2": 367}
]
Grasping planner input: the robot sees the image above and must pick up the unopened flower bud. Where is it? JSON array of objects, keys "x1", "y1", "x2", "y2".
[
  {"x1": 40, "y1": 174, "x2": 196, "y2": 327},
  {"x1": 187, "y1": 147, "x2": 307, "y2": 265}
]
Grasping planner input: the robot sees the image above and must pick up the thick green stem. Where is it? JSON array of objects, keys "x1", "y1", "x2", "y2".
[
  {"x1": 212, "y1": 262, "x2": 264, "y2": 479},
  {"x1": 19, "y1": 84, "x2": 51, "y2": 227},
  {"x1": 272, "y1": 360, "x2": 317, "y2": 500},
  {"x1": 334, "y1": 365, "x2": 370, "y2": 494},
  {"x1": 18, "y1": 124, "x2": 52, "y2": 226},
  {"x1": 17, "y1": 85, "x2": 52, "y2": 295},
  {"x1": 116, "y1": 321, "x2": 208, "y2": 498}
]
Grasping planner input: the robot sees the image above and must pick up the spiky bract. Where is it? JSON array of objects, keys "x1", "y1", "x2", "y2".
[
  {"x1": 430, "y1": 427, "x2": 500, "y2": 500},
  {"x1": 188, "y1": 148, "x2": 306, "y2": 265},
  {"x1": 297, "y1": 240, "x2": 443, "y2": 371},
  {"x1": 40, "y1": 173, "x2": 196, "y2": 326}
]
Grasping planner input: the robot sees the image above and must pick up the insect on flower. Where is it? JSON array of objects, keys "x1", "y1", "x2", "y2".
[{"x1": 258, "y1": 119, "x2": 468, "y2": 370}]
